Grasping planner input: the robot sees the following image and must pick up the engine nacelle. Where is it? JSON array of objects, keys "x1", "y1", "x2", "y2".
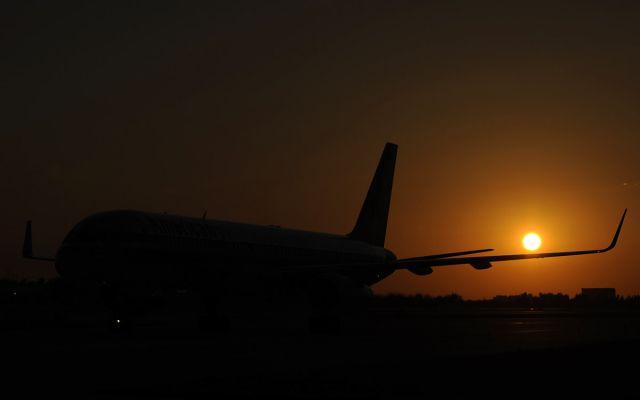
[
  {"x1": 471, "y1": 261, "x2": 492, "y2": 270},
  {"x1": 408, "y1": 266, "x2": 433, "y2": 276}
]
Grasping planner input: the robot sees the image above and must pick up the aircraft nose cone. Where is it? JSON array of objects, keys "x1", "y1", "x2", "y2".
[
  {"x1": 54, "y1": 245, "x2": 75, "y2": 277},
  {"x1": 55, "y1": 244, "x2": 101, "y2": 280}
]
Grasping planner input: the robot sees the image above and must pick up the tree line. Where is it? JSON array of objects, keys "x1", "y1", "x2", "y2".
[{"x1": 2, "y1": 278, "x2": 640, "y2": 308}]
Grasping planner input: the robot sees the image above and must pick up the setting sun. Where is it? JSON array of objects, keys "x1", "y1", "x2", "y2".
[{"x1": 522, "y1": 233, "x2": 542, "y2": 251}]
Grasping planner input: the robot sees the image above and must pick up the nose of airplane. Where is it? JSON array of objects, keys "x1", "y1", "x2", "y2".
[
  {"x1": 54, "y1": 244, "x2": 77, "y2": 278},
  {"x1": 55, "y1": 243, "x2": 102, "y2": 281}
]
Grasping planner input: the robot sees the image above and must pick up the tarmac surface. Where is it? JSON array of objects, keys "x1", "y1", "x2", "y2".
[{"x1": 3, "y1": 304, "x2": 640, "y2": 399}]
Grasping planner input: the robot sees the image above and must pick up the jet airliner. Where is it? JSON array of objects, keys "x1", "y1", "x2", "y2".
[{"x1": 23, "y1": 143, "x2": 626, "y2": 328}]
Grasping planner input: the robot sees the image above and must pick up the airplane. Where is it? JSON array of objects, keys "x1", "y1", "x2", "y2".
[{"x1": 22, "y1": 143, "x2": 626, "y2": 331}]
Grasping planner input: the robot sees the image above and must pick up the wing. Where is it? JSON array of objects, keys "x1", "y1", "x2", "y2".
[
  {"x1": 286, "y1": 209, "x2": 626, "y2": 275},
  {"x1": 394, "y1": 209, "x2": 626, "y2": 271},
  {"x1": 399, "y1": 248, "x2": 494, "y2": 261},
  {"x1": 22, "y1": 221, "x2": 56, "y2": 262}
]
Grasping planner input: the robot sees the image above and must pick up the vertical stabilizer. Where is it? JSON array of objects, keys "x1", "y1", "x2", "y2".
[{"x1": 348, "y1": 143, "x2": 397, "y2": 246}]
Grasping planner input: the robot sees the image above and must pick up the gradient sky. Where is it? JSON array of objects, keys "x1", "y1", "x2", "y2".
[{"x1": 2, "y1": 1, "x2": 639, "y2": 298}]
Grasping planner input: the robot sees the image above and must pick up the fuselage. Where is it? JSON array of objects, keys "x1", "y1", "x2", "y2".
[{"x1": 56, "y1": 210, "x2": 396, "y2": 292}]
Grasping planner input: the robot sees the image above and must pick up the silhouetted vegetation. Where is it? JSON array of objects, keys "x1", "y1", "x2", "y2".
[
  {"x1": 372, "y1": 291, "x2": 640, "y2": 310},
  {"x1": 2, "y1": 278, "x2": 640, "y2": 310}
]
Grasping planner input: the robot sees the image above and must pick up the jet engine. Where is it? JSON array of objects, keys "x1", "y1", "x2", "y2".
[
  {"x1": 408, "y1": 266, "x2": 433, "y2": 276},
  {"x1": 471, "y1": 261, "x2": 492, "y2": 270}
]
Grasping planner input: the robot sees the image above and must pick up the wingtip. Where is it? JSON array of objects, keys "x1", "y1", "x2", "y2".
[
  {"x1": 604, "y1": 209, "x2": 627, "y2": 252},
  {"x1": 614, "y1": 207, "x2": 626, "y2": 233},
  {"x1": 22, "y1": 220, "x2": 33, "y2": 258}
]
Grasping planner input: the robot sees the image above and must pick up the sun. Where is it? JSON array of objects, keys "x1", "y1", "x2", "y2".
[{"x1": 522, "y1": 233, "x2": 542, "y2": 251}]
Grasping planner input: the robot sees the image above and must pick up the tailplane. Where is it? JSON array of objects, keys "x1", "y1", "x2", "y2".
[{"x1": 348, "y1": 143, "x2": 397, "y2": 246}]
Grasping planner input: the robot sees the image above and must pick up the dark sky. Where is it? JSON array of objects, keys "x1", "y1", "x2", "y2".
[{"x1": 2, "y1": 1, "x2": 639, "y2": 298}]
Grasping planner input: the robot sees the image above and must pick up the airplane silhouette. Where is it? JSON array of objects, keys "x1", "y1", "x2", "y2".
[{"x1": 23, "y1": 143, "x2": 626, "y2": 329}]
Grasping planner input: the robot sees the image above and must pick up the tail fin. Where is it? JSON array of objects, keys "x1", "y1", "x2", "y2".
[{"x1": 348, "y1": 142, "x2": 397, "y2": 246}]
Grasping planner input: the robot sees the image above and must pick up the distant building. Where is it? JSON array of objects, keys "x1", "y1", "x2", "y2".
[{"x1": 581, "y1": 288, "x2": 616, "y2": 303}]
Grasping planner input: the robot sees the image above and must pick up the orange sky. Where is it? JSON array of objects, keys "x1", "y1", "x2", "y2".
[{"x1": 2, "y1": 1, "x2": 639, "y2": 298}]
